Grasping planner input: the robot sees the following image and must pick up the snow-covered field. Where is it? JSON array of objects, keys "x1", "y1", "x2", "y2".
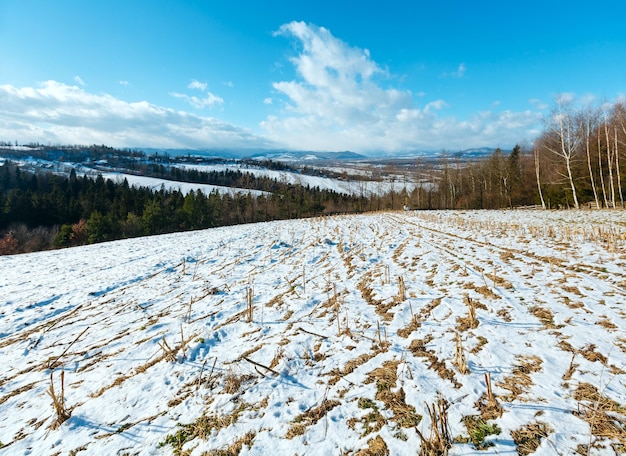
[
  {"x1": 176, "y1": 163, "x2": 417, "y2": 196},
  {"x1": 1, "y1": 210, "x2": 625, "y2": 455},
  {"x1": 98, "y1": 172, "x2": 270, "y2": 197}
]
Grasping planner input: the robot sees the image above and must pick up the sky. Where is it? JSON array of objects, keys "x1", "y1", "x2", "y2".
[{"x1": 1, "y1": 0, "x2": 625, "y2": 155}]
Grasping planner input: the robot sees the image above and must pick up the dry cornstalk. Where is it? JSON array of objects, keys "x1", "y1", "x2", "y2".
[
  {"x1": 455, "y1": 334, "x2": 469, "y2": 375},
  {"x1": 416, "y1": 395, "x2": 451, "y2": 456},
  {"x1": 246, "y1": 287, "x2": 254, "y2": 323},
  {"x1": 159, "y1": 337, "x2": 177, "y2": 362},
  {"x1": 48, "y1": 367, "x2": 71, "y2": 428},
  {"x1": 398, "y1": 276, "x2": 406, "y2": 301},
  {"x1": 180, "y1": 324, "x2": 186, "y2": 361}
]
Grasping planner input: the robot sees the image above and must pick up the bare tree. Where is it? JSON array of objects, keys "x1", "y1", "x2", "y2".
[
  {"x1": 581, "y1": 105, "x2": 600, "y2": 208},
  {"x1": 614, "y1": 127, "x2": 624, "y2": 207},
  {"x1": 541, "y1": 96, "x2": 582, "y2": 208},
  {"x1": 597, "y1": 129, "x2": 609, "y2": 207},
  {"x1": 603, "y1": 107, "x2": 617, "y2": 208},
  {"x1": 611, "y1": 102, "x2": 626, "y2": 207},
  {"x1": 533, "y1": 146, "x2": 547, "y2": 209}
]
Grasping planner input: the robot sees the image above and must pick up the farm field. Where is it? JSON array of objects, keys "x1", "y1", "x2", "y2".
[{"x1": 1, "y1": 210, "x2": 625, "y2": 455}]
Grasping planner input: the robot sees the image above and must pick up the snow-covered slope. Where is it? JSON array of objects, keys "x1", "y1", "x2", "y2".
[
  {"x1": 176, "y1": 163, "x2": 416, "y2": 196},
  {"x1": 1, "y1": 210, "x2": 625, "y2": 455}
]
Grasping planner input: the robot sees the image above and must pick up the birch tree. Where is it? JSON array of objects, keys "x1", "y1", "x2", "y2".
[
  {"x1": 581, "y1": 105, "x2": 600, "y2": 208},
  {"x1": 541, "y1": 96, "x2": 582, "y2": 209},
  {"x1": 533, "y1": 146, "x2": 547, "y2": 209}
]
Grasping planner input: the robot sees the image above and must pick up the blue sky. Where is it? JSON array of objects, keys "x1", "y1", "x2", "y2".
[{"x1": 1, "y1": 0, "x2": 625, "y2": 154}]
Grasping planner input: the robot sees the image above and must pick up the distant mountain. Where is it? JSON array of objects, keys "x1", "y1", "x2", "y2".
[
  {"x1": 364, "y1": 147, "x2": 503, "y2": 159},
  {"x1": 250, "y1": 150, "x2": 367, "y2": 161},
  {"x1": 134, "y1": 147, "x2": 503, "y2": 161},
  {"x1": 134, "y1": 148, "x2": 368, "y2": 161},
  {"x1": 458, "y1": 147, "x2": 503, "y2": 157}
]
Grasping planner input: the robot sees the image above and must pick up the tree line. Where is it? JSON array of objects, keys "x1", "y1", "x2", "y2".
[
  {"x1": 2, "y1": 96, "x2": 626, "y2": 254},
  {"x1": 0, "y1": 163, "x2": 361, "y2": 254},
  {"x1": 404, "y1": 99, "x2": 626, "y2": 210},
  {"x1": 533, "y1": 98, "x2": 626, "y2": 209}
]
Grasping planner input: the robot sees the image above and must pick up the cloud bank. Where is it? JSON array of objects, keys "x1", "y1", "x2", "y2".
[
  {"x1": 262, "y1": 21, "x2": 542, "y2": 152},
  {"x1": 0, "y1": 81, "x2": 272, "y2": 150},
  {"x1": 0, "y1": 22, "x2": 546, "y2": 154}
]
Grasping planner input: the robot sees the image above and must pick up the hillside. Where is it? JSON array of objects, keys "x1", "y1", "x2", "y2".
[{"x1": 1, "y1": 210, "x2": 625, "y2": 455}]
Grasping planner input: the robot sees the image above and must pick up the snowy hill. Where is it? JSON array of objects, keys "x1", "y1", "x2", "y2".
[{"x1": 1, "y1": 210, "x2": 625, "y2": 455}]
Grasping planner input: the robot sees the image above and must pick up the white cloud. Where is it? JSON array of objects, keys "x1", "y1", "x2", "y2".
[
  {"x1": 425, "y1": 100, "x2": 447, "y2": 112},
  {"x1": 0, "y1": 81, "x2": 274, "y2": 149},
  {"x1": 74, "y1": 76, "x2": 86, "y2": 86},
  {"x1": 529, "y1": 98, "x2": 549, "y2": 110},
  {"x1": 188, "y1": 79, "x2": 207, "y2": 91},
  {"x1": 263, "y1": 22, "x2": 541, "y2": 152},
  {"x1": 170, "y1": 91, "x2": 224, "y2": 109},
  {"x1": 555, "y1": 92, "x2": 576, "y2": 104},
  {"x1": 442, "y1": 63, "x2": 466, "y2": 79},
  {"x1": 0, "y1": 25, "x2": 547, "y2": 155},
  {"x1": 578, "y1": 93, "x2": 596, "y2": 106},
  {"x1": 173, "y1": 80, "x2": 224, "y2": 109},
  {"x1": 119, "y1": 80, "x2": 130, "y2": 86}
]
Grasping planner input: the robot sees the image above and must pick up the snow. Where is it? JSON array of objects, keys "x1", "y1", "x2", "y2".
[
  {"x1": 176, "y1": 163, "x2": 417, "y2": 196},
  {"x1": 2, "y1": 156, "x2": 269, "y2": 197},
  {"x1": 1, "y1": 210, "x2": 625, "y2": 455},
  {"x1": 2, "y1": 155, "x2": 414, "y2": 196},
  {"x1": 98, "y1": 172, "x2": 270, "y2": 197}
]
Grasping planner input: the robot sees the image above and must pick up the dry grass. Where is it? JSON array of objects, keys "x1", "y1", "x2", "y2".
[
  {"x1": 470, "y1": 284, "x2": 498, "y2": 299},
  {"x1": 348, "y1": 397, "x2": 386, "y2": 436},
  {"x1": 328, "y1": 352, "x2": 378, "y2": 385},
  {"x1": 497, "y1": 355, "x2": 543, "y2": 402},
  {"x1": 529, "y1": 305, "x2": 558, "y2": 329},
  {"x1": 470, "y1": 336, "x2": 488, "y2": 354},
  {"x1": 355, "y1": 435, "x2": 389, "y2": 456},
  {"x1": 158, "y1": 337, "x2": 177, "y2": 362},
  {"x1": 160, "y1": 403, "x2": 249, "y2": 454},
  {"x1": 579, "y1": 344, "x2": 608, "y2": 365},
  {"x1": 496, "y1": 308, "x2": 512, "y2": 322},
  {"x1": 510, "y1": 422, "x2": 553, "y2": 455},
  {"x1": 398, "y1": 298, "x2": 442, "y2": 338},
  {"x1": 617, "y1": 337, "x2": 626, "y2": 355},
  {"x1": 358, "y1": 273, "x2": 396, "y2": 321},
  {"x1": 366, "y1": 360, "x2": 422, "y2": 429},
  {"x1": 223, "y1": 372, "x2": 255, "y2": 394},
  {"x1": 285, "y1": 399, "x2": 340, "y2": 439},
  {"x1": 409, "y1": 338, "x2": 462, "y2": 388},
  {"x1": 204, "y1": 431, "x2": 256, "y2": 455},
  {"x1": 397, "y1": 316, "x2": 420, "y2": 339},
  {"x1": 596, "y1": 318, "x2": 617, "y2": 330},
  {"x1": 573, "y1": 382, "x2": 626, "y2": 447}
]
